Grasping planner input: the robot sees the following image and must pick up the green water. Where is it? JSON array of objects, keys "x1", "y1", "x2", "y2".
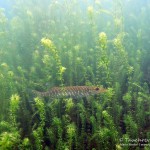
[{"x1": 0, "y1": 0, "x2": 150, "y2": 149}]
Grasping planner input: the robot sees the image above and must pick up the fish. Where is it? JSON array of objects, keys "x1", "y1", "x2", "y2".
[{"x1": 32, "y1": 86, "x2": 107, "y2": 98}]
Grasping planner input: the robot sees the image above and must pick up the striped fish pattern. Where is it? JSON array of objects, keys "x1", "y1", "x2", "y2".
[{"x1": 33, "y1": 86, "x2": 106, "y2": 98}]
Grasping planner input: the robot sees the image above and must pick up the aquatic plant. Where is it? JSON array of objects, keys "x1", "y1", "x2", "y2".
[
  {"x1": 0, "y1": 94, "x2": 21, "y2": 150},
  {"x1": 124, "y1": 115, "x2": 138, "y2": 138},
  {"x1": 96, "y1": 32, "x2": 111, "y2": 86},
  {"x1": 0, "y1": 8, "x2": 8, "y2": 44},
  {"x1": 51, "y1": 117, "x2": 63, "y2": 150},
  {"x1": 41, "y1": 37, "x2": 66, "y2": 86},
  {"x1": 87, "y1": 6, "x2": 94, "y2": 20},
  {"x1": 66, "y1": 123, "x2": 77, "y2": 149},
  {"x1": 0, "y1": 131, "x2": 20, "y2": 150},
  {"x1": 9, "y1": 94, "x2": 20, "y2": 128},
  {"x1": 64, "y1": 98, "x2": 74, "y2": 113},
  {"x1": 20, "y1": 137, "x2": 31, "y2": 149},
  {"x1": 33, "y1": 97, "x2": 45, "y2": 150},
  {"x1": 112, "y1": 0, "x2": 124, "y2": 34}
]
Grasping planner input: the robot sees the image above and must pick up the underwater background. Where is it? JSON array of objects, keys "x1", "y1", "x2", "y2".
[{"x1": 0, "y1": 0, "x2": 150, "y2": 149}]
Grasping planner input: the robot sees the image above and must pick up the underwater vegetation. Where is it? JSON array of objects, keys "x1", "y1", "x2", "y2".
[{"x1": 0, "y1": 0, "x2": 150, "y2": 149}]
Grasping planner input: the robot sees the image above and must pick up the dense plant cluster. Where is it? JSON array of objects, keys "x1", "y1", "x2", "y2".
[{"x1": 0, "y1": 0, "x2": 150, "y2": 149}]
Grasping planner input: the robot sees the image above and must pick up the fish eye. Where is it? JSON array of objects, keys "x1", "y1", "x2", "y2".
[{"x1": 95, "y1": 87, "x2": 99, "y2": 91}]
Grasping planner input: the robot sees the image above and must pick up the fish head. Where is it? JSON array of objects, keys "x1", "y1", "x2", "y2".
[{"x1": 91, "y1": 86, "x2": 107, "y2": 94}]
